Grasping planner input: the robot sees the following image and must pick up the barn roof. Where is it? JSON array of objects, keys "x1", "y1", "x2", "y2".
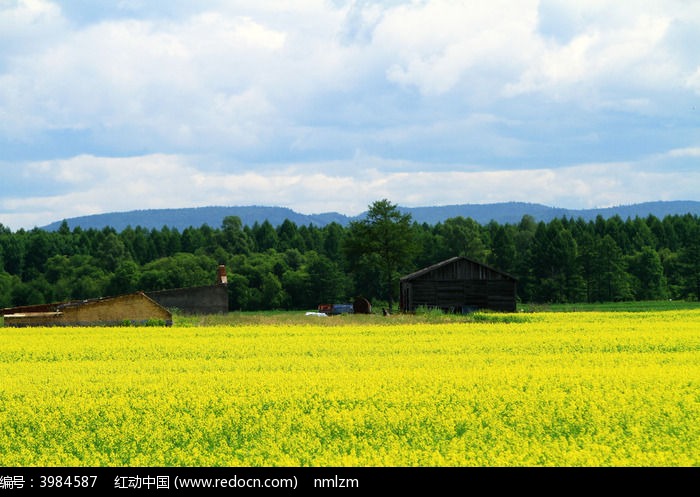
[
  {"x1": 400, "y1": 256, "x2": 517, "y2": 282},
  {"x1": 2, "y1": 291, "x2": 172, "y2": 327},
  {"x1": 1, "y1": 292, "x2": 169, "y2": 316},
  {"x1": 1, "y1": 299, "x2": 88, "y2": 316}
]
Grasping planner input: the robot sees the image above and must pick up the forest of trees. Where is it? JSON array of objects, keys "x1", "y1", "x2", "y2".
[{"x1": 1, "y1": 199, "x2": 699, "y2": 312}]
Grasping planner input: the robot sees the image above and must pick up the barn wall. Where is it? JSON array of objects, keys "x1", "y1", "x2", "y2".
[
  {"x1": 61, "y1": 294, "x2": 172, "y2": 326},
  {"x1": 400, "y1": 257, "x2": 517, "y2": 313},
  {"x1": 146, "y1": 284, "x2": 228, "y2": 315},
  {"x1": 401, "y1": 279, "x2": 516, "y2": 313},
  {"x1": 486, "y1": 280, "x2": 518, "y2": 312},
  {"x1": 4, "y1": 312, "x2": 63, "y2": 327}
]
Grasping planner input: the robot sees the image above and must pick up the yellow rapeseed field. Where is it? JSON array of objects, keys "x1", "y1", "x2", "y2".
[{"x1": 1, "y1": 310, "x2": 699, "y2": 467}]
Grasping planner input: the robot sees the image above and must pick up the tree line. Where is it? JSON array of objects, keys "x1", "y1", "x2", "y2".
[{"x1": 1, "y1": 199, "x2": 699, "y2": 312}]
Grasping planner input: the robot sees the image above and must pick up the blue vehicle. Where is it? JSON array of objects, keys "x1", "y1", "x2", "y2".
[{"x1": 317, "y1": 303, "x2": 354, "y2": 315}]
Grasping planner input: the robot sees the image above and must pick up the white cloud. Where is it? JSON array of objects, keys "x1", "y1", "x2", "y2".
[
  {"x1": 379, "y1": 0, "x2": 538, "y2": 97},
  {"x1": 687, "y1": 66, "x2": 700, "y2": 95},
  {"x1": 2, "y1": 0, "x2": 698, "y2": 152},
  {"x1": 2, "y1": 153, "x2": 699, "y2": 231},
  {"x1": 0, "y1": 0, "x2": 63, "y2": 45},
  {"x1": 1, "y1": 1, "x2": 699, "y2": 230},
  {"x1": 666, "y1": 147, "x2": 700, "y2": 158},
  {"x1": 0, "y1": 9, "x2": 291, "y2": 140},
  {"x1": 505, "y1": 14, "x2": 674, "y2": 99}
]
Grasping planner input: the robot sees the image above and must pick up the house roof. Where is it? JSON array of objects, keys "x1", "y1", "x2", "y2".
[
  {"x1": 400, "y1": 256, "x2": 518, "y2": 282},
  {"x1": 1, "y1": 291, "x2": 170, "y2": 316}
]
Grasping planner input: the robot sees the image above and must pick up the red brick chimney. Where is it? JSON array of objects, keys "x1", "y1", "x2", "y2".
[{"x1": 217, "y1": 265, "x2": 228, "y2": 285}]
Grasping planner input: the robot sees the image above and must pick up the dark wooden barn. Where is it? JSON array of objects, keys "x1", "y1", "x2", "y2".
[{"x1": 399, "y1": 256, "x2": 517, "y2": 313}]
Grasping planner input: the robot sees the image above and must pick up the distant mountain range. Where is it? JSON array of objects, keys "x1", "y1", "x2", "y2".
[{"x1": 41, "y1": 201, "x2": 700, "y2": 232}]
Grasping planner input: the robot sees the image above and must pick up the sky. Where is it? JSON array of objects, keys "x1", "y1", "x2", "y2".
[{"x1": 1, "y1": 0, "x2": 699, "y2": 231}]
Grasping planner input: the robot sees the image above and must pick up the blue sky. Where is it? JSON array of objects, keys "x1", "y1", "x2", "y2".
[{"x1": 1, "y1": 0, "x2": 699, "y2": 231}]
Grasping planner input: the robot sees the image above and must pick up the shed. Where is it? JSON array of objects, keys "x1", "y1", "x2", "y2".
[
  {"x1": 1, "y1": 292, "x2": 172, "y2": 327},
  {"x1": 399, "y1": 256, "x2": 517, "y2": 313}
]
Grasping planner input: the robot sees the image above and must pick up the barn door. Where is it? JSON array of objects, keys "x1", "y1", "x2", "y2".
[{"x1": 400, "y1": 283, "x2": 412, "y2": 312}]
